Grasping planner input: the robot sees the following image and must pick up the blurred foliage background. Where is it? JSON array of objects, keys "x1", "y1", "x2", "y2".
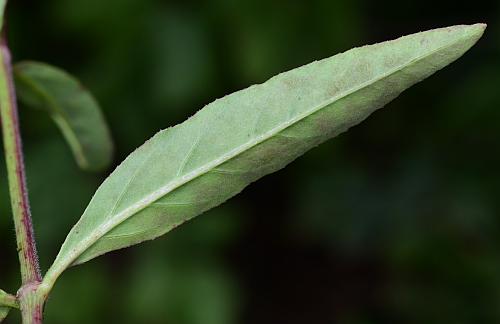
[{"x1": 0, "y1": 0, "x2": 499, "y2": 323}]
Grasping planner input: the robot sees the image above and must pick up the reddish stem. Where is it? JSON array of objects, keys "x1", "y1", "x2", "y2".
[{"x1": 0, "y1": 26, "x2": 43, "y2": 324}]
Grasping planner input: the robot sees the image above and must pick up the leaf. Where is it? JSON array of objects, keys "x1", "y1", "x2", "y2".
[
  {"x1": 0, "y1": 289, "x2": 15, "y2": 323},
  {"x1": 0, "y1": 307, "x2": 9, "y2": 323},
  {"x1": 14, "y1": 61, "x2": 114, "y2": 171},
  {"x1": 0, "y1": 0, "x2": 6, "y2": 30},
  {"x1": 44, "y1": 24, "x2": 485, "y2": 285}
]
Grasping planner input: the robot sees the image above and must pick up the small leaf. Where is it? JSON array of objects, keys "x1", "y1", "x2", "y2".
[
  {"x1": 0, "y1": 289, "x2": 15, "y2": 323},
  {"x1": 0, "y1": 0, "x2": 6, "y2": 30},
  {"x1": 14, "y1": 61, "x2": 114, "y2": 171},
  {"x1": 0, "y1": 307, "x2": 9, "y2": 322},
  {"x1": 44, "y1": 24, "x2": 485, "y2": 284}
]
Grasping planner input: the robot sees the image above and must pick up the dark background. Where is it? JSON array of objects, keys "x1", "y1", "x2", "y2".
[{"x1": 0, "y1": 0, "x2": 499, "y2": 323}]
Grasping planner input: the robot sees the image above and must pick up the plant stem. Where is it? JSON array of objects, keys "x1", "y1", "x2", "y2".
[
  {"x1": 0, "y1": 33, "x2": 44, "y2": 322},
  {"x1": 0, "y1": 34, "x2": 41, "y2": 285},
  {"x1": 17, "y1": 283, "x2": 46, "y2": 324}
]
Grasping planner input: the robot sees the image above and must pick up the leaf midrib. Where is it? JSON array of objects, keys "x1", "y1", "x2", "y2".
[{"x1": 48, "y1": 30, "x2": 468, "y2": 276}]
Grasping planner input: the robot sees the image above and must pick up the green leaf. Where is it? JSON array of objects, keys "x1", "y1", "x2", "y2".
[
  {"x1": 0, "y1": 0, "x2": 6, "y2": 30},
  {"x1": 14, "y1": 61, "x2": 114, "y2": 172},
  {"x1": 43, "y1": 24, "x2": 485, "y2": 286},
  {"x1": 0, "y1": 307, "x2": 9, "y2": 322},
  {"x1": 0, "y1": 289, "x2": 16, "y2": 322}
]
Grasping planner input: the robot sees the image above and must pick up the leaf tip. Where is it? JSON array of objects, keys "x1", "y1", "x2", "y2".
[
  {"x1": 441, "y1": 23, "x2": 487, "y2": 55},
  {"x1": 469, "y1": 22, "x2": 487, "y2": 36},
  {"x1": 455, "y1": 23, "x2": 486, "y2": 43}
]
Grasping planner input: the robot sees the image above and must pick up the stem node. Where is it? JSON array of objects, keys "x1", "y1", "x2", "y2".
[{"x1": 17, "y1": 282, "x2": 45, "y2": 324}]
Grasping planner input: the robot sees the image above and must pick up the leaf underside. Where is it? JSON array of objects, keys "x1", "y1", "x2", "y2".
[
  {"x1": 14, "y1": 61, "x2": 114, "y2": 172},
  {"x1": 45, "y1": 24, "x2": 485, "y2": 281}
]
